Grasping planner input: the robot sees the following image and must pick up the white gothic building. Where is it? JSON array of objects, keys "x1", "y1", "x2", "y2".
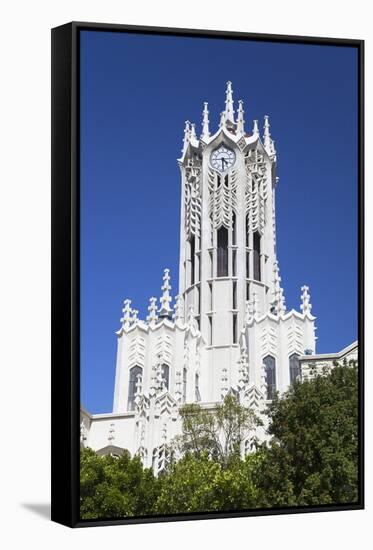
[{"x1": 80, "y1": 82, "x2": 357, "y2": 472}]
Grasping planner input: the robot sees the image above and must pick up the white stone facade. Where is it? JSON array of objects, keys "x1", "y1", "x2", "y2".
[{"x1": 80, "y1": 82, "x2": 355, "y2": 472}]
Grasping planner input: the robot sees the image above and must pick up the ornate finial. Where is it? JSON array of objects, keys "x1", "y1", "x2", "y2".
[
  {"x1": 224, "y1": 81, "x2": 235, "y2": 123},
  {"x1": 190, "y1": 122, "x2": 197, "y2": 143},
  {"x1": 252, "y1": 119, "x2": 259, "y2": 139},
  {"x1": 182, "y1": 120, "x2": 191, "y2": 154},
  {"x1": 201, "y1": 102, "x2": 210, "y2": 140},
  {"x1": 158, "y1": 268, "x2": 172, "y2": 318},
  {"x1": 120, "y1": 299, "x2": 133, "y2": 329},
  {"x1": 173, "y1": 294, "x2": 184, "y2": 321},
  {"x1": 300, "y1": 285, "x2": 312, "y2": 315},
  {"x1": 108, "y1": 422, "x2": 115, "y2": 444},
  {"x1": 146, "y1": 297, "x2": 158, "y2": 325},
  {"x1": 132, "y1": 309, "x2": 139, "y2": 324},
  {"x1": 219, "y1": 110, "x2": 226, "y2": 128},
  {"x1": 236, "y1": 100, "x2": 245, "y2": 135}
]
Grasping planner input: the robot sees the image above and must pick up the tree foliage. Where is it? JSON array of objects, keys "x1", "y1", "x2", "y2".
[
  {"x1": 172, "y1": 394, "x2": 261, "y2": 466},
  {"x1": 254, "y1": 364, "x2": 359, "y2": 507},
  {"x1": 80, "y1": 364, "x2": 359, "y2": 519}
]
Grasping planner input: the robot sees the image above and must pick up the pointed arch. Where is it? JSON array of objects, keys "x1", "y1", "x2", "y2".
[{"x1": 128, "y1": 366, "x2": 142, "y2": 411}]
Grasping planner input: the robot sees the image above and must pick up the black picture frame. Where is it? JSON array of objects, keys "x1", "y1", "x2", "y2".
[{"x1": 51, "y1": 21, "x2": 365, "y2": 528}]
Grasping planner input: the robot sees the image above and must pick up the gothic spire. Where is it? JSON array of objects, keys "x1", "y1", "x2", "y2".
[
  {"x1": 263, "y1": 115, "x2": 272, "y2": 153},
  {"x1": 236, "y1": 100, "x2": 245, "y2": 135},
  {"x1": 224, "y1": 81, "x2": 235, "y2": 123},
  {"x1": 300, "y1": 285, "x2": 312, "y2": 315},
  {"x1": 252, "y1": 119, "x2": 259, "y2": 139},
  {"x1": 190, "y1": 122, "x2": 197, "y2": 143},
  {"x1": 201, "y1": 102, "x2": 210, "y2": 140},
  {"x1": 158, "y1": 268, "x2": 172, "y2": 317}
]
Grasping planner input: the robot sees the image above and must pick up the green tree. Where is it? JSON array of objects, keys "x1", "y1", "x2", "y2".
[
  {"x1": 155, "y1": 452, "x2": 261, "y2": 514},
  {"x1": 254, "y1": 363, "x2": 359, "y2": 507},
  {"x1": 172, "y1": 394, "x2": 261, "y2": 466},
  {"x1": 80, "y1": 448, "x2": 159, "y2": 519}
]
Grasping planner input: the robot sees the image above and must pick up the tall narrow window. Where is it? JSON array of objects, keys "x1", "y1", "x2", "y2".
[
  {"x1": 183, "y1": 367, "x2": 187, "y2": 403},
  {"x1": 195, "y1": 373, "x2": 201, "y2": 402},
  {"x1": 232, "y1": 313, "x2": 237, "y2": 344},
  {"x1": 263, "y1": 355, "x2": 276, "y2": 400},
  {"x1": 232, "y1": 249, "x2": 237, "y2": 276},
  {"x1": 232, "y1": 212, "x2": 236, "y2": 245},
  {"x1": 253, "y1": 231, "x2": 261, "y2": 281},
  {"x1": 245, "y1": 216, "x2": 249, "y2": 247},
  {"x1": 217, "y1": 226, "x2": 228, "y2": 277},
  {"x1": 246, "y1": 251, "x2": 250, "y2": 278},
  {"x1": 246, "y1": 283, "x2": 250, "y2": 300},
  {"x1": 162, "y1": 364, "x2": 170, "y2": 390},
  {"x1": 289, "y1": 353, "x2": 300, "y2": 384},
  {"x1": 196, "y1": 285, "x2": 200, "y2": 314},
  {"x1": 232, "y1": 281, "x2": 237, "y2": 309},
  {"x1": 128, "y1": 366, "x2": 142, "y2": 411},
  {"x1": 189, "y1": 236, "x2": 195, "y2": 286}
]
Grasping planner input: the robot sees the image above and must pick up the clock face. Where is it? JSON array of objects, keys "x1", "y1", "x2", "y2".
[{"x1": 210, "y1": 145, "x2": 236, "y2": 172}]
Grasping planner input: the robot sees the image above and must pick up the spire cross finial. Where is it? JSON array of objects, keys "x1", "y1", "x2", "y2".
[
  {"x1": 236, "y1": 99, "x2": 245, "y2": 135},
  {"x1": 158, "y1": 268, "x2": 172, "y2": 317},
  {"x1": 201, "y1": 102, "x2": 210, "y2": 140},
  {"x1": 190, "y1": 122, "x2": 197, "y2": 142},
  {"x1": 224, "y1": 80, "x2": 235, "y2": 123}
]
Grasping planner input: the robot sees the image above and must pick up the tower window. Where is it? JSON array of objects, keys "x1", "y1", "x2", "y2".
[
  {"x1": 183, "y1": 367, "x2": 187, "y2": 403},
  {"x1": 232, "y1": 281, "x2": 237, "y2": 310},
  {"x1": 232, "y1": 212, "x2": 236, "y2": 245},
  {"x1": 263, "y1": 355, "x2": 276, "y2": 400},
  {"x1": 232, "y1": 249, "x2": 237, "y2": 276},
  {"x1": 217, "y1": 226, "x2": 228, "y2": 277},
  {"x1": 209, "y1": 250, "x2": 214, "y2": 278},
  {"x1": 208, "y1": 315, "x2": 213, "y2": 345},
  {"x1": 289, "y1": 353, "x2": 301, "y2": 384},
  {"x1": 128, "y1": 366, "x2": 142, "y2": 411},
  {"x1": 162, "y1": 364, "x2": 170, "y2": 390},
  {"x1": 232, "y1": 313, "x2": 237, "y2": 344},
  {"x1": 208, "y1": 282, "x2": 213, "y2": 311},
  {"x1": 188, "y1": 236, "x2": 195, "y2": 286},
  {"x1": 253, "y1": 231, "x2": 261, "y2": 281},
  {"x1": 246, "y1": 251, "x2": 250, "y2": 278}
]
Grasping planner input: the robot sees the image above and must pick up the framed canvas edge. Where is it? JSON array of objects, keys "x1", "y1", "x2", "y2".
[{"x1": 51, "y1": 21, "x2": 365, "y2": 529}]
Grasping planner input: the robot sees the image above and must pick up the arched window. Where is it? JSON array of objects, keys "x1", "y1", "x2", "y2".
[
  {"x1": 128, "y1": 366, "x2": 142, "y2": 411},
  {"x1": 263, "y1": 355, "x2": 276, "y2": 400},
  {"x1": 183, "y1": 367, "x2": 187, "y2": 403},
  {"x1": 289, "y1": 353, "x2": 300, "y2": 384},
  {"x1": 217, "y1": 226, "x2": 228, "y2": 277},
  {"x1": 162, "y1": 364, "x2": 170, "y2": 390},
  {"x1": 253, "y1": 231, "x2": 261, "y2": 281},
  {"x1": 195, "y1": 373, "x2": 201, "y2": 402}
]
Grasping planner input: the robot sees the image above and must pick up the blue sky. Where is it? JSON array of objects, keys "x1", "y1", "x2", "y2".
[{"x1": 80, "y1": 30, "x2": 358, "y2": 414}]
